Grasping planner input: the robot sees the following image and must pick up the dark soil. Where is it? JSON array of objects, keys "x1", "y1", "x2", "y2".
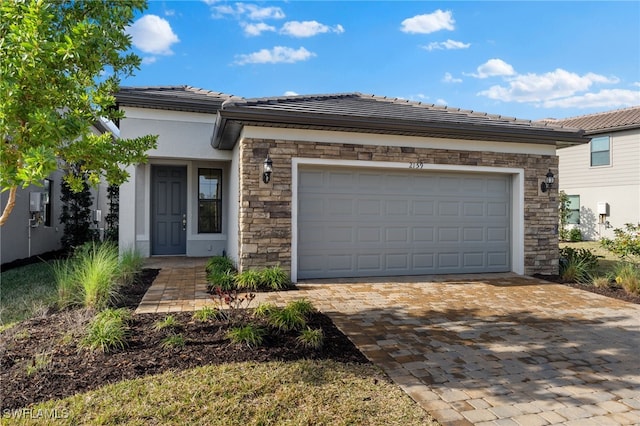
[
  {"x1": 534, "y1": 274, "x2": 640, "y2": 305},
  {"x1": 0, "y1": 270, "x2": 369, "y2": 410}
]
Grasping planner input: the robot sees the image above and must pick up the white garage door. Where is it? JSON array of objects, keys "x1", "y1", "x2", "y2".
[{"x1": 297, "y1": 166, "x2": 511, "y2": 279}]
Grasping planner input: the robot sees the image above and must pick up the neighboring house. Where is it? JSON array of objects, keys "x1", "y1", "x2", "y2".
[
  {"x1": 552, "y1": 106, "x2": 640, "y2": 240},
  {"x1": 0, "y1": 121, "x2": 114, "y2": 266},
  {"x1": 115, "y1": 86, "x2": 587, "y2": 281}
]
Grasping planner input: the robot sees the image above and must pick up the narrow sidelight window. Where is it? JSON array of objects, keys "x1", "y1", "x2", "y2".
[
  {"x1": 198, "y1": 168, "x2": 222, "y2": 233},
  {"x1": 43, "y1": 178, "x2": 52, "y2": 227},
  {"x1": 567, "y1": 195, "x2": 580, "y2": 224}
]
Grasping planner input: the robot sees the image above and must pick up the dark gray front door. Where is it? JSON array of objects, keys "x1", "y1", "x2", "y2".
[{"x1": 152, "y1": 166, "x2": 187, "y2": 255}]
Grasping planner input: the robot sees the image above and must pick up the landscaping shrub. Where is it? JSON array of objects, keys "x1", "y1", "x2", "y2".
[
  {"x1": 226, "y1": 324, "x2": 266, "y2": 347},
  {"x1": 154, "y1": 315, "x2": 181, "y2": 331},
  {"x1": 267, "y1": 300, "x2": 312, "y2": 332},
  {"x1": 613, "y1": 262, "x2": 640, "y2": 295},
  {"x1": 559, "y1": 247, "x2": 600, "y2": 283},
  {"x1": 568, "y1": 228, "x2": 582, "y2": 242},
  {"x1": 206, "y1": 255, "x2": 236, "y2": 274},
  {"x1": 192, "y1": 306, "x2": 225, "y2": 322},
  {"x1": 161, "y1": 333, "x2": 186, "y2": 349},
  {"x1": 260, "y1": 265, "x2": 291, "y2": 290},
  {"x1": 235, "y1": 269, "x2": 263, "y2": 290},
  {"x1": 74, "y1": 242, "x2": 121, "y2": 310},
  {"x1": 118, "y1": 247, "x2": 144, "y2": 287},
  {"x1": 54, "y1": 259, "x2": 82, "y2": 309},
  {"x1": 601, "y1": 223, "x2": 640, "y2": 262},
  {"x1": 297, "y1": 327, "x2": 324, "y2": 349},
  {"x1": 592, "y1": 276, "x2": 612, "y2": 289},
  {"x1": 81, "y1": 308, "x2": 130, "y2": 353}
]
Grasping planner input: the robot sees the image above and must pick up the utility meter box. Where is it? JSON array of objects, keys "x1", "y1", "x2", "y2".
[
  {"x1": 29, "y1": 192, "x2": 42, "y2": 212},
  {"x1": 597, "y1": 202, "x2": 609, "y2": 215}
]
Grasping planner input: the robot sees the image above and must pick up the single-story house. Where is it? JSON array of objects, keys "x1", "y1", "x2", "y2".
[
  {"x1": 115, "y1": 86, "x2": 587, "y2": 281},
  {"x1": 0, "y1": 121, "x2": 114, "y2": 267},
  {"x1": 551, "y1": 106, "x2": 640, "y2": 240}
]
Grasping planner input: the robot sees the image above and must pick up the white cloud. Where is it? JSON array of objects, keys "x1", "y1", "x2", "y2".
[
  {"x1": 542, "y1": 89, "x2": 640, "y2": 109},
  {"x1": 284, "y1": 91, "x2": 299, "y2": 96},
  {"x1": 126, "y1": 15, "x2": 179, "y2": 55},
  {"x1": 443, "y1": 72, "x2": 462, "y2": 83},
  {"x1": 633, "y1": 82, "x2": 640, "y2": 87},
  {"x1": 401, "y1": 10, "x2": 454, "y2": 34},
  {"x1": 435, "y1": 99, "x2": 447, "y2": 106},
  {"x1": 423, "y1": 39, "x2": 470, "y2": 51},
  {"x1": 141, "y1": 56, "x2": 157, "y2": 65},
  {"x1": 212, "y1": 3, "x2": 285, "y2": 20},
  {"x1": 470, "y1": 58, "x2": 516, "y2": 79},
  {"x1": 280, "y1": 21, "x2": 344, "y2": 37},
  {"x1": 234, "y1": 46, "x2": 315, "y2": 65},
  {"x1": 240, "y1": 4, "x2": 285, "y2": 20},
  {"x1": 242, "y1": 22, "x2": 276, "y2": 36},
  {"x1": 164, "y1": 10, "x2": 175, "y2": 17},
  {"x1": 478, "y1": 69, "x2": 619, "y2": 103}
]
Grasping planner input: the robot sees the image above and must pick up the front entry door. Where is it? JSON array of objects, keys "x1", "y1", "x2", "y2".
[{"x1": 152, "y1": 166, "x2": 187, "y2": 255}]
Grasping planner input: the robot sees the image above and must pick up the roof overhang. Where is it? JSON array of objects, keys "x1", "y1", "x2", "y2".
[{"x1": 212, "y1": 108, "x2": 589, "y2": 150}]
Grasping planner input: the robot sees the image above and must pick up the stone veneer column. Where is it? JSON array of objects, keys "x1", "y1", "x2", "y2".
[{"x1": 237, "y1": 137, "x2": 559, "y2": 277}]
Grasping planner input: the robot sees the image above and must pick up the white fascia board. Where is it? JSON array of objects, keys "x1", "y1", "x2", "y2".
[
  {"x1": 241, "y1": 126, "x2": 556, "y2": 156},
  {"x1": 122, "y1": 107, "x2": 217, "y2": 124}
]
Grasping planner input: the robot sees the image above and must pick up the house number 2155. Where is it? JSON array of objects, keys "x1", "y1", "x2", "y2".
[{"x1": 409, "y1": 161, "x2": 424, "y2": 169}]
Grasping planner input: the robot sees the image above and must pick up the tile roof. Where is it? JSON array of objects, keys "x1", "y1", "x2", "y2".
[
  {"x1": 214, "y1": 93, "x2": 586, "y2": 147},
  {"x1": 114, "y1": 86, "x2": 587, "y2": 147},
  {"x1": 542, "y1": 106, "x2": 640, "y2": 134},
  {"x1": 116, "y1": 85, "x2": 237, "y2": 114}
]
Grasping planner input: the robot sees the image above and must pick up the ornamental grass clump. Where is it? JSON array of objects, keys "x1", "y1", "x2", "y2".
[
  {"x1": 55, "y1": 242, "x2": 122, "y2": 310},
  {"x1": 297, "y1": 327, "x2": 324, "y2": 350},
  {"x1": 260, "y1": 265, "x2": 291, "y2": 290},
  {"x1": 192, "y1": 306, "x2": 225, "y2": 322},
  {"x1": 81, "y1": 308, "x2": 130, "y2": 353},
  {"x1": 559, "y1": 247, "x2": 600, "y2": 284},
  {"x1": 118, "y1": 247, "x2": 144, "y2": 286},
  {"x1": 235, "y1": 269, "x2": 263, "y2": 291},
  {"x1": 613, "y1": 262, "x2": 640, "y2": 295},
  {"x1": 226, "y1": 324, "x2": 266, "y2": 348}
]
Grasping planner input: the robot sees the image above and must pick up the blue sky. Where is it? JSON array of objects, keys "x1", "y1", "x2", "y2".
[{"x1": 123, "y1": 1, "x2": 640, "y2": 120}]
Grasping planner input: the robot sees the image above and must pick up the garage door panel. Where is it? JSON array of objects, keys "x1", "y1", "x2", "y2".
[
  {"x1": 413, "y1": 200, "x2": 435, "y2": 216},
  {"x1": 463, "y1": 227, "x2": 484, "y2": 242},
  {"x1": 357, "y1": 199, "x2": 381, "y2": 215},
  {"x1": 298, "y1": 167, "x2": 511, "y2": 279}
]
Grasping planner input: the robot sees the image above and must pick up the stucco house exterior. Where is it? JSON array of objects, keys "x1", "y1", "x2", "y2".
[
  {"x1": 0, "y1": 121, "x2": 113, "y2": 266},
  {"x1": 552, "y1": 106, "x2": 640, "y2": 240},
  {"x1": 115, "y1": 86, "x2": 587, "y2": 281}
]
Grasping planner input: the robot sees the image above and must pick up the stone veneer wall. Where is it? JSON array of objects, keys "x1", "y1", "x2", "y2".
[{"x1": 238, "y1": 137, "x2": 559, "y2": 277}]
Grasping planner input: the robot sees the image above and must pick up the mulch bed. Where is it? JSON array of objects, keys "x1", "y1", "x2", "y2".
[
  {"x1": 534, "y1": 274, "x2": 640, "y2": 305},
  {"x1": 0, "y1": 269, "x2": 369, "y2": 411}
]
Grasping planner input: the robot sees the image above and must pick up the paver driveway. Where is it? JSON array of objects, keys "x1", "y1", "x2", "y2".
[{"x1": 255, "y1": 273, "x2": 640, "y2": 425}]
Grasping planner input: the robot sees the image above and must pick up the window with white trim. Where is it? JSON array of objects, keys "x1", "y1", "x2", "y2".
[
  {"x1": 198, "y1": 168, "x2": 222, "y2": 233},
  {"x1": 590, "y1": 136, "x2": 610, "y2": 166},
  {"x1": 567, "y1": 195, "x2": 580, "y2": 224}
]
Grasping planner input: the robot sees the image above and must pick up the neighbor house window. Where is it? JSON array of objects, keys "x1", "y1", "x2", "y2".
[
  {"x1": 43, "y1": 179, "x2": 52, "y2": 227},
  {"x1": 590, "y1": 136, "x2": 610, "y2": 166},
  {"x1": 198, "y1": 168, "x2": 222, "y2": 233},
  {"x1": 567, "y1": 195, "x2": 580, "y2": 224}
]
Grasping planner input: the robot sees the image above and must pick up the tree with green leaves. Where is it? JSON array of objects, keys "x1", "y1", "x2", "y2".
[{"x1": 0, "y1": 0, "x2": 157, "y2": 226}]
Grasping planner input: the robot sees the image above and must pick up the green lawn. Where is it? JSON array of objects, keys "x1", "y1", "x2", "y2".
[
  {"x1": 1, "y1": 361, "x2": 434, "y2": 425},
  {"x1": 560, "y1": 240, "x2": 619, "y2": 276},
  {"x1": 0, "y1": 262, "x2": 437, "y2": 425},
  {"x1": 0, "y1": 261, "x2": 57, "y2": 331}
]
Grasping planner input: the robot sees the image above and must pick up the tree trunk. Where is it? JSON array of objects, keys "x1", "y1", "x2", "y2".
[{"x1": 0, "y1": 186, "x2": 18, "y2": 226}]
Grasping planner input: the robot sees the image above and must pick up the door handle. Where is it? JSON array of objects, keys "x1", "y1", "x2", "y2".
[{"x1": 182, "y1": 214, "x2": 187, "y2": 231}]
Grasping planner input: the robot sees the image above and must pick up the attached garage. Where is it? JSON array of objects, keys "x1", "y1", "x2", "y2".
[{"x1": 297, "y1": 165, "x2": 512, "y2": 279}]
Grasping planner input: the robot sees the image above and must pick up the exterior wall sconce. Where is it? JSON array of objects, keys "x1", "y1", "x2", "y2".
[
  {"x1": 262, "y1": 155, "x2": 273, "y2": 184},
  {"x1": 540, "y1": 169, "x2": 555, "y2": 193}
]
